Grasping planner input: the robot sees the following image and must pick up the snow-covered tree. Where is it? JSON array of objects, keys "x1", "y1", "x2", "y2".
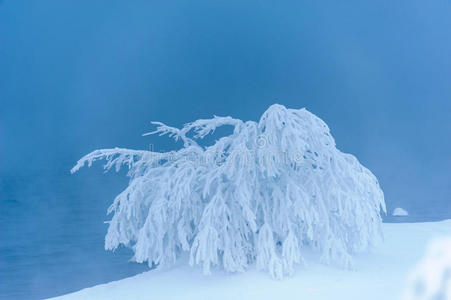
[{"x1": 72, "y1": 104, "x2": 386, "y2": 278}]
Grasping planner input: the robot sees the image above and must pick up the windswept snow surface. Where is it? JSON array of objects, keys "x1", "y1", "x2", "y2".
[{"x1": 51, "y1": 220, "x2": 451, "y2": 300}]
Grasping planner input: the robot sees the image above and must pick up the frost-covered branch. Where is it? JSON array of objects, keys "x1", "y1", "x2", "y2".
[{"x1": 71, "y1": 148, "x2": 157, "y2": 174}]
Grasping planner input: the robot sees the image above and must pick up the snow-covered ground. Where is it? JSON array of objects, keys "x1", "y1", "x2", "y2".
[{"x1": 50, "y1": 220, "x2": 451, "y2": 300}]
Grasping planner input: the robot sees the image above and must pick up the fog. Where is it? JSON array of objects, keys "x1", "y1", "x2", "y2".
[{"x1": 1, "y1": 0, "x2": 450, "y2": 299}]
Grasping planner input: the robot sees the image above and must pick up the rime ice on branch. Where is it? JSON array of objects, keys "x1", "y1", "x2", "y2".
[{"x1": 71, "y1": 104, "x2": 386, "y2": 278}]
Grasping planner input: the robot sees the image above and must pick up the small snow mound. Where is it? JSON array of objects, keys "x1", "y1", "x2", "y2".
[{"x1": 393, "y1": 207, "x2": 408, "y2": 216}]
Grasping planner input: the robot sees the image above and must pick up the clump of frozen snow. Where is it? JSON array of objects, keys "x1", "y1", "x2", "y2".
[
  {"x1": 402, "y1": 238, "x2": 451, "y2": 300},
  {"x1": 393, "y1": 207, "x2": 409, "y2": 216},
  {"x1": 72, "y1": 104, "x2": 386, "y2": 278}
]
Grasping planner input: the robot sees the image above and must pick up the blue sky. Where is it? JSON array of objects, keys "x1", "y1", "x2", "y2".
[{"x1": 1, "y1": 0, "x2": 450, "y2": 214}]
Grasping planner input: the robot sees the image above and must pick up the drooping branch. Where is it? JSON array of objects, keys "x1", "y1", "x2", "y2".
[{"x1": 71, "y1": 148, "x2": 157, "y2": 174}]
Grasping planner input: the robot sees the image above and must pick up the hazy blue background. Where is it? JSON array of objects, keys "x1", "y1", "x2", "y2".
[{"x1": 1, "y1": 0, "x2": 450, "y2": 299}]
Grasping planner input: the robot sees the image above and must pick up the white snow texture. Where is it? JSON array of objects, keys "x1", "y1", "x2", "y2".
[
  {"x1": 403, "y1": 237, "x2": 451, "y2": 300},
  {"x1": 393, "y1": 208, "x2": 409, "y2": 216},
  {"x1": 71, "y1": 104, "x2": 386, "y2": 278}
]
